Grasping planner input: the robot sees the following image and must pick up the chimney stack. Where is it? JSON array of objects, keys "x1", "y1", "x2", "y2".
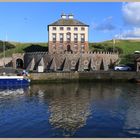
[
  {"x1": 68, "y1": 14, "x2": 74, "y2": 19},
  {"x1": 61, "y1": 13, "x2": 67, "y2": 19}
]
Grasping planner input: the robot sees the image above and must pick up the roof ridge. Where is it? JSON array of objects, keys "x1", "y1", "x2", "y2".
[{"x1": 48, "y1": 18, "x2": 89, "y2": 26}]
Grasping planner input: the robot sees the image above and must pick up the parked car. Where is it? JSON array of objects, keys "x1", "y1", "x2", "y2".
[
  {"x1": 114, "y1": 65, "x2": 132, "y2": 71},
  {"x1": 134, "y1": 51, "x2": 140, "y2": 54}
]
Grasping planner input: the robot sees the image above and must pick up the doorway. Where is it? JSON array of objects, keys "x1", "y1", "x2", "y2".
[
  {"x1": 67, "y1": 45, "x2": 71, "y2": 52},
  {"x1": 16, "y1": 58, "x2": 24, "y2": 69}
]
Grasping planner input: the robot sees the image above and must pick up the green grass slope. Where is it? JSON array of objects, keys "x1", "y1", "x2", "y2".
[
  {"x1": 0, "y1": 39, "x2": 140, "y2": 58},
  {"x1": 90, "y1": 39, "x2": 140, "y2": 55},
  {"x1": 0, "y1": 41, "x2": 48, "y2": 58}
]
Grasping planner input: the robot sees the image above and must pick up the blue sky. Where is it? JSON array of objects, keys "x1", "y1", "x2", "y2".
[{"x1": 0, "y1": 2, "x2": 140, "y2": 43}]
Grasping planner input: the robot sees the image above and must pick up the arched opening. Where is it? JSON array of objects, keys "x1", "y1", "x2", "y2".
[
  {"x1": 100, "y1": 59, "x2": 104, "y2": 70},
  {"x1": 67, "y1": 45, "x2": 71, "y2": 52},
  {"x1": 16, "y1": 58, "x2": 24, "y2": 69}
]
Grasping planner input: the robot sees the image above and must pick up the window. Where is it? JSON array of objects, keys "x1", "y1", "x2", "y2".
[
  {"x1": 74, "y1": 27, "x2": 78, "y2": 31},
  {"x1": 52, "y1": 44, "x2": 56, "y2": 49},
  {"x1": 67, "y1": 33, "x2": 71, "y2": 42},
  {"x1": 59, "y1": 33, "x2": 63, "y2": 43},
  {"x1": 74, "y1": 34, "x2": 78, "y2": 43},
  {"x1": 81, "y1": 45, "x2": 85, "y2": 49},
  {"x1": 60, "y1": 27, "x2": 64, "y2": 30},
  {"x1": 52, "y1": 33, "x2": 56, "y2": 43},
  {"x1": 81, "y1": 27, "x2": 85, "y2": 31},
  {"x1": 53, "y1": 27, "x2": 56, "y2": 30},
  {"x1": 81, "y1": 34, "x2": 85, "y2": 43},
  {"x1": 81, "y1": 45, "x2": 85, "y2": 52},
  {"x1": 67, "y1": 27, "x2": 71, "y2": 31},
  {"x1": 74, "y1": 44, "x2": 78, "y2": 50}
]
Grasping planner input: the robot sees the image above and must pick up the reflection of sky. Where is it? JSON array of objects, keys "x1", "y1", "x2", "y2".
[
  {"x1": 123, "y1": 86, "x2": 140, "y2": 136},
  {"x1": 0, "y1": 88, "x2": 24, "y2": 97},
  {"x1": 31, "y1": 83, "x2": 137, "y2": 137},
  {"x1": 0, "y1": 83, "x2": 140, "y2": 137}
]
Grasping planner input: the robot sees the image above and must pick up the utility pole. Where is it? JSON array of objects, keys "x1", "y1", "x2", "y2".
[
  {"x1": 113, "y1": 38, "x2": 115, "y2": 53},
  {"x1": 3, "y1": 33, "x2": 7, "y2": 68},
  {"x1": 3, "y1": 40, "x2": 5, "y2": 68}
]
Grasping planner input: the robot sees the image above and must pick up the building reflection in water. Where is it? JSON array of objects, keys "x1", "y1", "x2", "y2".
[
  {"x1": 1, "y1": 82, "x2": 140, "y2": 137},
  {"x1": 32, "y1": 83, "x2": 93, "y2": 135},
  {"x1": 30, "y1": 83, "x2": 122, "y2": 136}
]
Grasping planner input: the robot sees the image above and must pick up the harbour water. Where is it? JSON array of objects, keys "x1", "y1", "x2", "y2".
[{"x1": 0, "y1": 82, "x2": 140, "y2": 138}]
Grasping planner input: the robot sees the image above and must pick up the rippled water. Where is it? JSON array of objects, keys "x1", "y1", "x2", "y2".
[{"x1": 0, "y1": 82, "x2": 140, "y2": 138}]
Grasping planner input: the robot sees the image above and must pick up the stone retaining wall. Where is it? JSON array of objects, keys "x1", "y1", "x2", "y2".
[
  {"x1": 30, "y1": 72, "x2": 79, "y2": 81},
  {"x1": 0, "y1": 57, "x2": 12, "y2": 67},
  {"x1": 30, "y1": 71, "x2": 140, "y2": 82}
]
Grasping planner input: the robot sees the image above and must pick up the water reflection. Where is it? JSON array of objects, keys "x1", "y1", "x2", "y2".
[
  {"x1": 0, "y1": 86, "x2": 30, "y2": 99},
  {"x1": 1, "y1": 83, "x2": 140, "y2": 137},
  {"x1": 31, "y1": 83, "x2": 92, "y2": 136},
  {"x1": 30, "y1": 83, "x2": 128, "y2": 136},
  {"x1": 122, "y1": 84, "x2": 140, "y2": 136}
]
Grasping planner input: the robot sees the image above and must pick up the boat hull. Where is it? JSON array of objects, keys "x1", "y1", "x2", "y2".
[{"x1": 0, "y1": 76, "x2": 30, "y2": 87}]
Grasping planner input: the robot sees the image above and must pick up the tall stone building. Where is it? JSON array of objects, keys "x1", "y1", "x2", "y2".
[{"x1": 48, "y1": 13, "x2": 89, "y2": 53}]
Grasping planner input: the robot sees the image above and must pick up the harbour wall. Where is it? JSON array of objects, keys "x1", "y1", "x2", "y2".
[
  {"x1": 0, "y1": 57, "x2": 12, "y2": 67},
  {"x1": 30, "y1": 71, "x2": 140, "y2": 83}
]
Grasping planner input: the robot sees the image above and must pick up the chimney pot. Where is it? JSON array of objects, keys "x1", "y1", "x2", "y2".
[
  {"x1": 61, "y1": 13, "x2": 67, "y2": 19},
  {"x1": 68, "y1": 14, "x2": 74, "y2": 19}
]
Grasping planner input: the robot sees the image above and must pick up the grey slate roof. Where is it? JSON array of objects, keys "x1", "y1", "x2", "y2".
[{"x1": 48, "y1": 18, "x2": 89, "y2": 27}]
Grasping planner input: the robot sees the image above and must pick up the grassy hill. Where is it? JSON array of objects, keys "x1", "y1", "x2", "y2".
[
  {"x1": 89, "y1": 39, "x2": 140, "y2": 55},
  {"x1": 89, "y1": 39, "x2": 140, "y2": 64},
  {"x1": 0, "y1": 41, "x2": 48, "y2": 58},
  {"x1": 0, "y1": 40, "x2": 140, "y2": 64}
]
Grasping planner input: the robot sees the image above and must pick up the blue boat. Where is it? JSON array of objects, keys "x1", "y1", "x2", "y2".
[
  {"x1": 0, "y1": 76, "x2": 31, "y2": 87},
  {"x1": 1, "y1": 38, "x2": 30, "y2": 87}
]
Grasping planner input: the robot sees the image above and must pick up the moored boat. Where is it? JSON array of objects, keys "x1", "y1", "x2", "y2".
[{"x1": 0, "y1": 76, "x2": 31, "y2": 87}]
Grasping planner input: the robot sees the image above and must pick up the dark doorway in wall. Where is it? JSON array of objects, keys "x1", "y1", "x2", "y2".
[
  {"x1": 16, "y1": 59, "x2": 23, "y2": 69},
  {"x1": 67, "y1": 45, "x2": 71, "y2": 52},
  {"x1": 100, "y1": 59, "x2": 104, "y2": 70}
]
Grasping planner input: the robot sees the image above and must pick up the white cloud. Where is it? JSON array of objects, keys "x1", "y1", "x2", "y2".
[
  {"x1": 115, "y1": 3, "x2": 140, "y2": 40},
  {"x1": 115, "y1": 27, "x2": 140, "y2": 39},
  {"x1": 122, "y1": 2, "x2": 140, "y2": 26},
  {"x1": 93, "y1": 16, "x2": 116, "y2": 32}
]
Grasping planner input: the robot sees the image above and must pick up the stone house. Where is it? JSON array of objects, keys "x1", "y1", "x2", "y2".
[{"x1": 48, "y1": 13, "x2": 89, "y2": 54}]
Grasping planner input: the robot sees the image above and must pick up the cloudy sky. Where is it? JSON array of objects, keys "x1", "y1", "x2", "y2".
[{"x1": 0, "y1": 2, "x2": 140, "y2": 42}]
